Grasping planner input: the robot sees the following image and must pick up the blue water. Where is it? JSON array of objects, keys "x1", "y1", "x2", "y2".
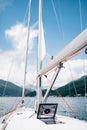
[{"x1": 0, "y1": 97, "x2": 87, "y2": 121}]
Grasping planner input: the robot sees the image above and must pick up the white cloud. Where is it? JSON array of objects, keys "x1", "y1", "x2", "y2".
[
  {"x1": 0, "y1": 23, "x2": 38, "y2": 86},
  {"x1": 5, "y1": 23, "x2": 38, "y2": 55},
  {"x1": 41, "y1": 59, "x2": 87, "y2": 88},
  {"x1": 0, "y1": 23, "x2": 87, "y2": 89},
  {"x1": 53, "y1": 59, "x2": 87, "y2": 88}
]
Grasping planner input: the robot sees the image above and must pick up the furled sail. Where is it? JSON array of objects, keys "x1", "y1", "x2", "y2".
[
  {"x1": 40, "y1": 21, "x2": 46, "y2": 60},
  {"x1": 39, "y1": 29, "x2": 87, "y2": 76}
]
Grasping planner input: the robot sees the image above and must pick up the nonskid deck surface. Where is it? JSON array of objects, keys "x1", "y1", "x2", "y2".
[{"x1": 0, "y1": 108, "x2": 87, "y2": 130}]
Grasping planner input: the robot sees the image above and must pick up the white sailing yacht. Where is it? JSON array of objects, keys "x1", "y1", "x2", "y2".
[{"x1": 0, "y1": 0, "x2": 87, "y2": 130}]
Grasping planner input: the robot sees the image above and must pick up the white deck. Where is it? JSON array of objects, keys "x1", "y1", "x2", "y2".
[{"x1": 0, "y1": 108, "x2": 87, "y2": 130}]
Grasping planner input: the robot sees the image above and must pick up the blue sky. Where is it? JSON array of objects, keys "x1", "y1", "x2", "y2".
[
  {"x1": 0, "y1": 0, "x2": 87, "y2": 87},
  {"x1": 1, "y1": 0, "x2": 87, "y2": 52}
]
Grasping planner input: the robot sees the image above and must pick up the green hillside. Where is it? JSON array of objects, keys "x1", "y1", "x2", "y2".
[
  {"x1": 54, "y1": 75, "x2": 87, "y2": 97},
  {"x1": 0, "y1": 75, "x2": 87, "y2": 97},
  {"x1": 0, "y1": 79, "x2": 36, "y2": 97},
  {"x1": 0, "y1": 79, "x2": 22, "y2": 96}
]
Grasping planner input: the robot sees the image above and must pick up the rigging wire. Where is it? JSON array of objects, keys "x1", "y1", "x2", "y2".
[
  {"x1": 1, "y1": 0, "x2": 33, "y2": 117},
  {"x1": 2, "y1": 0, "x2": 32, "y2": 116},
  {"x1": 56, "y1": 90, "x2": 78, "y2": 118},
  {"x1": 43, "y1": 66, "x2": 77, "y2": 118},
  {"x1": 8, "y1": 88, "x2": 24, "y2": 115},
  {"x1": 1, "y1": 59, "x2": 15, "y2": 118},
  {"x1": 3, "y1": 75, "x2": 38, "y2": 123},
  {"x1": 79, "y1": 0, "x2": 83, "y2": 32},
  {"x1": 23, "y1": 1, "x2": 29, "y2": 25},
  {"x1": 51, "y1": 0, "x2": 60, "y2": 33},
  {"x1": 79, "y1": 0, "x2": 87, "y2": 96},
  {"x1": 1, "y1": 0, "x2": 32, "y2": 115},
  {"x1": 82, "y1": 50, "x2": 87, "y2": 96},
  {"x1": 67, "y1": 61, "x2": 77, "y2": 96},
  {"x1": 45, "y1": 82, "x2": 77, "y2": 118},
  {"x1": 2, "y1": 60, "x2": 14, "y2": 97},
  {"x1": 51, "y1": 0, "x2": 65, "y2": 43},
  {"x1": 22, "y1": 0, "x2": 32, "y2": 99},
  {"x1": 9, "y1": 84, "x2": 34, "y2": 116},
  {"x1": 3, "y1": 64, "x2": 78, "y2": 122}
]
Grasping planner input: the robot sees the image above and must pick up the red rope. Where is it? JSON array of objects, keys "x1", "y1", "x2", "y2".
[
  {"x1": 56, "y1": 91, "x2": 78, "y2": 117},
  {"x1": 4, "y1": 76, "x2": 38, "y2": 122}
]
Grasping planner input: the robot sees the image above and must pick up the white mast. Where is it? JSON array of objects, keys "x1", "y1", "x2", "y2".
[
  {"x1": 22, "y1": 0, "x2": 32, "y2": 100},
  {"x1": 36, "y1": 0, "x2": 43, "y2": 112}
]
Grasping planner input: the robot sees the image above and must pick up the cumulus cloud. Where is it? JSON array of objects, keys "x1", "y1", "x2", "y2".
[
  {"x1": 0, "y1": 22, "x2": 87, "y2": 89},
  {"x1": 0, "y1": 23, "x2": 38, "y2": 86},
  {"x1": 41, "y1": 59, "x2": 87, "y2": 88},
  {"x1": 57, "y1": 59, "x2": 87, "y2": 87},
  {"x1": 5, "y1": 23, "x2": 38, "y2": 56}
]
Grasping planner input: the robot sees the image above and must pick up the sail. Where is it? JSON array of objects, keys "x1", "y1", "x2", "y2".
[
  {"x1": 40, "y1": 21, "x2": 46, "y2": 60},
  {"x1": 38, "y1": 0, "x2": 46, "y2": 62},
  {"x1": 36, "y1": 0, "x2": 46, "y2": 112},
  {"x1": 39, "y1": 29, "x2": 87, "y2": 76}
]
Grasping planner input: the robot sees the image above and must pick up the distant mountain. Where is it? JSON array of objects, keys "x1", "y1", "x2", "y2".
[
  {"x1": 0, "y1": 79, "x2": 22, "y2": 96},
  {"x1": 0, "y1": 79, "x2": 36, "y2": 97},
  {"x1": 54, "y1": 75, "x2": 87, "y2": 97},
  {"x1": 0, "y1": 75, "x2": 87, "y2": 97}
]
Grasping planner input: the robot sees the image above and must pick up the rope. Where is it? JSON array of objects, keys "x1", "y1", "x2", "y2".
[
  {"x1": 56, "y1": 90, "x2": 78, "y2": 118},
  {"x1": 82, "y1": 50, "x2": 87, "y2": 96},
  {"x1": 42, "y1": 67, "x2": 57, "y2": 86},
  {"x1": 77, "y1": 0, "x2": 87, "y2": 97},
  {"x1": 3, "y1": 96, "x2": 25, "y2": 123},
  {"x1": 43, "y1": 66, "x2": 77, "y2": 118},
  {"x1": 67, "y1": 61, "x2": 77, "y2": 96},
  {"x1": 3, "y1": 75, "x2": 38, "y2": 123}
]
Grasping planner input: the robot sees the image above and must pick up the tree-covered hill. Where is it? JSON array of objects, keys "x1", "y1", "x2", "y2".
[
  {"x1": 0, "y1": 75, "x2": 87, "y2": 97},
  {"x1": 0, "y1": 79, "x2": 36, "y2": 97},
  {"x1": 0, "y1": 79, "x2": 22, "y2": 96},
  {"x1": 54, "y1": 75, "x2": 87, "y2": 97}
]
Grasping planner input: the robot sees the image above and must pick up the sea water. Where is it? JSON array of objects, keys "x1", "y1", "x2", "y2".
[{"x1": 0, "y1": 97, "x2": 87, "y2": 121}]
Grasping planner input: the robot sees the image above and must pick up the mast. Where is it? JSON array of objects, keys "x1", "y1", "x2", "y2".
[
  {"x1": 22, "y1": 0, "x2": 32, "y2": 101},
  {"x1": 36, "y1": 0, "x2": 43, "y2": 112}
]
